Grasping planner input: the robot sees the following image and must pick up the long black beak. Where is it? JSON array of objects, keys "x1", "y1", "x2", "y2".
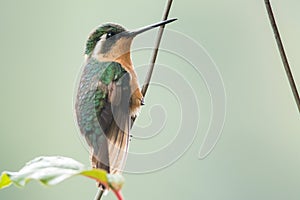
[{"x1": 128, "y1": 18, "x2": 177, "y2": 37}]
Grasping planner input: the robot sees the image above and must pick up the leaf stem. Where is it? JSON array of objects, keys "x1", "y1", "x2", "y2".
[{"x1": 112, "y1": 190, "x2": 123, "y2": 200}]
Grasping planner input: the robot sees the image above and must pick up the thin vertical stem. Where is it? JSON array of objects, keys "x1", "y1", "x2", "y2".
[
  {"x1": 141, "y1": 0, "x2": 174, "y2": 96},
  {"x1": 264, "y1": 0, "x2": 300, "y2": 113},
  {"x1": 132, "y1": 0, "x2": 174, "y2": 125}
]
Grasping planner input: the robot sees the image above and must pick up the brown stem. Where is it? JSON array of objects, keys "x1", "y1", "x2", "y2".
[
  {"x1": 141, "y1": 0, "x2": 174, "y2": 96},
  {"x1": 131, "y1": 0, "x2": 174, "y2": 125},
  {"x1": 264, "y1": 0, "x2": 300, "y2": 113}
]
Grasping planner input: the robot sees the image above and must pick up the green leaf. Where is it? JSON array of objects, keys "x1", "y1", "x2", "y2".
[
  {"x1": 80, "y1": 168, "x2": 108, "y2": 183},
  {"x1": 0, "y1": 156, "x2": 124, "y2": 200},
  {"x1": 0, "y1": 173, "x2": 12, "y2": 189}
]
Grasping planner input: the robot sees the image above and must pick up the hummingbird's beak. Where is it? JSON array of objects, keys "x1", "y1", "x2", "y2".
[{"x1": 128, "y1": 18, "x2": 177, "y2": 37}]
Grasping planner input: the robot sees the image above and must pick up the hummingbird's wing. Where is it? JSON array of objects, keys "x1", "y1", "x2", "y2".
[{"x1": 75, "y1": 58, "x2": 130, "y2": 175}]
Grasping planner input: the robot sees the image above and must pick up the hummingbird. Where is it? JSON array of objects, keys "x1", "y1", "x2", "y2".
[{"x1": 75, "y1": 18, "x2": 177, "y2": 190}]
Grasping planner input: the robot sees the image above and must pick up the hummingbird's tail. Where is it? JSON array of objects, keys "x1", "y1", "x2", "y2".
[
  {"x1": 90, "y1": 101, "x2": 130, "y2": 188},
  {"x1": 90, "y1": 111, "x2": 130, "y2": 175}
]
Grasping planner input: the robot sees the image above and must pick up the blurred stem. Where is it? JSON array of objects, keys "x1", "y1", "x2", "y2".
[
  {"x1": 94, "y1": 189, "x2": 104, "y2": 200},
  {"x1": 264, "y1": 0, "x2": 300, "y2": 113}
]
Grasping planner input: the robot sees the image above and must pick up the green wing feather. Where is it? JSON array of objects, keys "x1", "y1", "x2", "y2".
[{"x1": 75, "y1": 58, "x2": 130, "y2": 174}]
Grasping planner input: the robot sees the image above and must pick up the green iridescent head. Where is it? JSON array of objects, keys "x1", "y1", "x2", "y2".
[{"x1": 85, "y1": 23, "x2": 126, "y2": 56}]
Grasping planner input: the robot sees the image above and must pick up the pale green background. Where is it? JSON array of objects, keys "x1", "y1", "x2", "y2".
[{"x1": 1, "y1": 0, "x2": 300, "y2": 200}]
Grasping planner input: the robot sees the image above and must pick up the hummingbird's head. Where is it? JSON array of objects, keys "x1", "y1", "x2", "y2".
[
  {"x1": 84, "y1": 23, "x2": 128, "y2": 60},
  {"x1": 84, "y1": 18, "x2": 177, "y2": 61}
]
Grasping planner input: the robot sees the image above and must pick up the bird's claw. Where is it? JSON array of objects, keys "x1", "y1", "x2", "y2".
[
  {"x1": 141, "y1": 97, "x2": 145, "y2": 106},
  {"x1": 129, "y1": 134, "x2": 134, "y2": 141}
]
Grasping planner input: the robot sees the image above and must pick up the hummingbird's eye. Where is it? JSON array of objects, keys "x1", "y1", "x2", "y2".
[{"x1": 106, "y1": 32, "x2": 114, "y2": 39}]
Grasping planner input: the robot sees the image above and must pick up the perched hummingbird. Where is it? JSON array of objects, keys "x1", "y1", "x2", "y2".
[{"x1": 75, "y1": 18, "x2": 177, "y2": 188}]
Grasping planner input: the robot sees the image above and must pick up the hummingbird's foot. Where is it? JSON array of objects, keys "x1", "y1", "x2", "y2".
[
  {"x1": 129, "y1": 134, "x2": 134, "y2": 141},
  {"x1": 140, "y1": 97, "x2": 145, "y2": 106}
]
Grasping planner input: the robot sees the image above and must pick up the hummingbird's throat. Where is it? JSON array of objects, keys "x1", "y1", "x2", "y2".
[{"x1": 96, "y1": 37, "x2": 133, "y2": 64}]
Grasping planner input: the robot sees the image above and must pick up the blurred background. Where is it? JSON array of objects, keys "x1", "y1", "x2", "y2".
[{"x1": 0, "y1": 0, "x2": 300, "y2": 199}]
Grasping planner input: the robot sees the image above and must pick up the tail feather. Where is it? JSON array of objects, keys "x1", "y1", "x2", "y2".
[{"x1": 91, "y1": 110, "x2": 130, "y2": 186}]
